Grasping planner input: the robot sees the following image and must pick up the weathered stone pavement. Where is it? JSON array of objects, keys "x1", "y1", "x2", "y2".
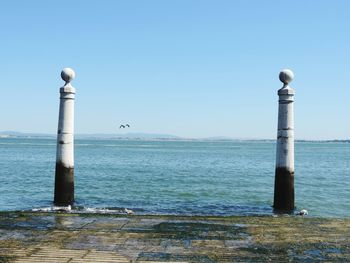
[{"x1": 1, "y1": 212, "x2": 350, "y2": 262}]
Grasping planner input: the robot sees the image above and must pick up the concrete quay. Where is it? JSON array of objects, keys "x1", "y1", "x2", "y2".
[{"x1": 1, "y1": 212, "x2": 350, "y2": 262}]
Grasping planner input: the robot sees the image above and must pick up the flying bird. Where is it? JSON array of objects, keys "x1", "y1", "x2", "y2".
[
  {"x1": 126, "y1": 124, "x2": 130, "y2": 127},
  {"x1": 119, "y1": 125, "x2": 126, "y2": 129}
]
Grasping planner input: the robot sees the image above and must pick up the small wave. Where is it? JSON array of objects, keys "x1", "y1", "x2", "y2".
[
  {"x1": 31, "y1": 205, "x2": 136, "y2": 215},
  {"x1": 76, "y1": 144, "x2": 162, "y2": 148},
  {"x1": 32, "y1": 205, "x2": 72, "y2": 212},
  {"x1": 29, "y1": 203, "x2": 275, "y2": 216},
  {"x1": 82, "y1": 207, "x2": 125, "y2": 214}
]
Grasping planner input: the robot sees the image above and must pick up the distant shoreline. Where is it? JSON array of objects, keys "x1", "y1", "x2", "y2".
[{"x1": 0, "y1": 132, "x2": 349, "y2": 143}]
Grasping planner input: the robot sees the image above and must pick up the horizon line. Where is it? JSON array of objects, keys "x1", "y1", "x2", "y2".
[{"x1": 0, "y1": 130, "x2": 349, "y2": 142}]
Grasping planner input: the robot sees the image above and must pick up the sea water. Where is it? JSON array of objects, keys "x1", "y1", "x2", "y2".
[{"x1": 0, "y1": 138, "x2": 349, "y2": 217}]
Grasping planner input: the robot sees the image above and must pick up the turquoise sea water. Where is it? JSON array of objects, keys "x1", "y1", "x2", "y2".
[{"x1": 0, "y1": 138, "x2": 349, "y2": 217}]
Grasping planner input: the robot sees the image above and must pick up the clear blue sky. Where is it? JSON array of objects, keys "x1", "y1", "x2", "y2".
[{"x1": 0, "y1": 0, "x2": 349, "y2": 139}]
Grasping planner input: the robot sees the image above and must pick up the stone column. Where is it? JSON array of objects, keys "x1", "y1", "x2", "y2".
[
  {"x1": 273, "y1": 69, "x2": 295, "y2": 212},
  {"x1": 54, "y1": 68, "x2": 76, "y2": 206}
]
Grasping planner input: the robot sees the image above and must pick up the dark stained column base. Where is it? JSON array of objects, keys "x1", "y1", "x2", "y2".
[
  {"x1": 273, "y1": 167, "x2": 295, "y2": 212},
  {"x1": 54, "y1": 162, "x2": 74, "y2": 206}
]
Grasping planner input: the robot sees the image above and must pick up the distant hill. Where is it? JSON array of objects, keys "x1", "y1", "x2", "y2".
[
  {"x1": 0, "y1": 131, "x2": 180, "y2": 140},
  {"x1": 0, "y1": 131, "x2": 349, "y2": 142},
  {"x1": 76, "y1": 133, "x2": 181, "y2": 140},
  {"x1": 0, "y1": 131, "x2": 55, "y2": 138}
]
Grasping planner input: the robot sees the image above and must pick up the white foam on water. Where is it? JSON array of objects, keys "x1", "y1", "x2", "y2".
[
  {"x1": 31, "y1": 205, "x2": 132, "y2": 214},
  {"x1": 31, "y1": 205, "x2": 72, "y2": 212}
]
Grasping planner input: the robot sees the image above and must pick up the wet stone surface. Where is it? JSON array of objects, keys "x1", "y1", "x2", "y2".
[{"x1": 0, "y1": 212, "x2": 350, "y2": 262}]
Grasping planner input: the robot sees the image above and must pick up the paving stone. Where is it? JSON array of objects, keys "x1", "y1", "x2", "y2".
[{"x1": 0, "y1": 213, "x2": 350, "y2": 262}]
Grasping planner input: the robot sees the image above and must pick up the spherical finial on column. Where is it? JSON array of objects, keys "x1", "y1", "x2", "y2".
[
  {"x1": 279, "y1": 69, "x2": 294, "y2": 85},
  {"x1": 61, "y1": 68, "x2": 76, "y2": 84}
]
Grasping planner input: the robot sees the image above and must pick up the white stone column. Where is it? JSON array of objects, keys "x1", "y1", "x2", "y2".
[
  {"x1": 54, "y1": 68, "x2": 76, "y2": 206},
  {"x1": 273, "y1": 69, "x2": 295, "y2": 211}
]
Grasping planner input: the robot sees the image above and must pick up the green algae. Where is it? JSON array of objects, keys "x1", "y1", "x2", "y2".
[
  {"x1": 137, "y1": 251, "x2": 216, "y2": 262},
  {"x1": 148, "y1": 221, "x2": 247, "y2": 240},
  {"x1": 0, "y1": 255, "x2": 17, "y2": 263}
]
